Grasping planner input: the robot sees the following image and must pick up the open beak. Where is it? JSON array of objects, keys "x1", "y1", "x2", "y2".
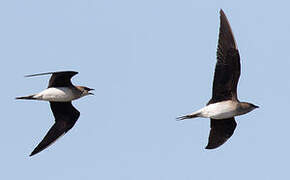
[{"x1": 88, "y1": 88, "x2": 95, "y2": 95}]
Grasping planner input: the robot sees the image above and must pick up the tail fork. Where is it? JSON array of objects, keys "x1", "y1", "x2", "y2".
[
  {"x1": 176, "y1": 113, "x2": 200, "y2": 121},
  {"x1": 15, "y1": 95, "x2": 36, "y2": 100}
]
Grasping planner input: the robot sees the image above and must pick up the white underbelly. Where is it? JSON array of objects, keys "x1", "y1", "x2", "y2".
[
  {"x1": 34, "y1": 87, "x2": 75, "y2": 102},
  {"x1": 200, "y1": 101, "x2": 237, "y2": 119},
  {"x1": 210, "y1": 110, "x2": 236, "y2": 119}
]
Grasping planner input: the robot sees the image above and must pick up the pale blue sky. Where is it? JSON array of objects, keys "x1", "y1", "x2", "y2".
[{"x1": 1, "y1": 0, "x2": 289, "y2": 179}]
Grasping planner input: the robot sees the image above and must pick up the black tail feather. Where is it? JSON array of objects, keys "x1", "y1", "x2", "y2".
[
  {"x1": 176, "y1": 113, "x2": 199, "y2": 121},
  {"x1": 15, "y1": 95, "x2": 36, "y2": 100}
]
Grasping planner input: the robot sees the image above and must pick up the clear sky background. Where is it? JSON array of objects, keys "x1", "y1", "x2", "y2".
[{"x1": 1, "y1": 0, "x2": 289, "y2": 179}]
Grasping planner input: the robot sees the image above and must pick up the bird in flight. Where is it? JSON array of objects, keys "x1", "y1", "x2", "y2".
[
  {"x1": 177, "y1": 9, "x2": 259, "y2": 149},
  {"x1": 16, "y1": 71, "x2": 94, "y2": 156}
]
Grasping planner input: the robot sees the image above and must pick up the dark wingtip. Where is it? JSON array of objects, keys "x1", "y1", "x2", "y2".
[
  {"x1": 205, "y1": 145, "x2": 216, "y2": 150},
  {"x1": 29, "y1": 150, "x2": 36, "y2": 157},
  {"x1": 219, "y1": 9, "x2": 226, "y2": 20},
  {"x1": 29, "y1": 146, "x2": 42, "y2": 156},
  {"x1": 25, "y1": 71, "x2": 78, "y2": 78}
]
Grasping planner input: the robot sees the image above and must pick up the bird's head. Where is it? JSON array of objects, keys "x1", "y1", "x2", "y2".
[
  {"x1": 249, "y1": 103, "x2": 259, "y2": 109},
  {"x1": 77, "y1": 86, "x2": 94, "y2": 97},
  {"x1": 239, "y1": 102, "x2": 259, "y2": 114}
]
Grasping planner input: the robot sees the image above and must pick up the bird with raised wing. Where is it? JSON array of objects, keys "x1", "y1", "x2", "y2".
[
  {"x1": 177, "y1": 10, "x2": 259, "y2": 149},
  {"x1": 16, "y1": 71, "x2": 94, "y2": 156}
]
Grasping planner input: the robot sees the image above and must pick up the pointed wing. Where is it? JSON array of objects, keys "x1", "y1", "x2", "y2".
[
  {"x1": 209, "y1": 9, "x2": 240, "y2": 104},
  {"x1": 205, "y1": 118, "x2": 236, "y2": 149},
  {"x1": 26, "y1": 71, "x2": 78, "y2": 88},
  {"x1": 30, "y1": 102, "x2": 80, "y2": 156}
]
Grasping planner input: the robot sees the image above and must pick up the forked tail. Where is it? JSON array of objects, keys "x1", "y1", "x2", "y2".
[
  {"x1": 176, "y1": 113, "x2": 200, "y2": 121},
  {"x1": 15, "y1": 95, "x2": 36, "y2": 100}
]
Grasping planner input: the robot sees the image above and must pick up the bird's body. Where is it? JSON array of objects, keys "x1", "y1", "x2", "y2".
[
  {"x1": 32, "y1": 87, "x2": 80, "y2": 102},
  {"x1": 16, "y1": 71, "x2": 94, "y2": 156},
  {"x1": 178, "y1": 9, "x2": 258, "y2": 149},
  {"x1": 180, "y1": 100, "x2": 257, "y2": 120},
  {"x1": 188, "y1": 100, "x2": 239, "y2": 119}
]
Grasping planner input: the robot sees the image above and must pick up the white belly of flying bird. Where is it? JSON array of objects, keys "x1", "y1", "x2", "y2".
[
  {"x1": 33, "y1": 87, "x2": 75, "y2": 102},
  {"x1": 193, "y1": 100, "x2": 238, "y2": 119}
]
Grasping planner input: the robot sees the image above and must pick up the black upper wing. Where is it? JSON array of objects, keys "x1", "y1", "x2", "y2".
[
  {"x1": 48, "y1": 71, "x2": 78, "y2": 88},
  {"x1": 30, "y1": 102, "x2": 80, "y2": 156},
  {"x1": 208, "y1": 9, "x2": 240, "y2": 105},
  {"x1": 205, "y1": 118, "x2": 237, "y2": 149},
  {"x1": 26, "y1": 71, "x2": 78, "y2": 88}
]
